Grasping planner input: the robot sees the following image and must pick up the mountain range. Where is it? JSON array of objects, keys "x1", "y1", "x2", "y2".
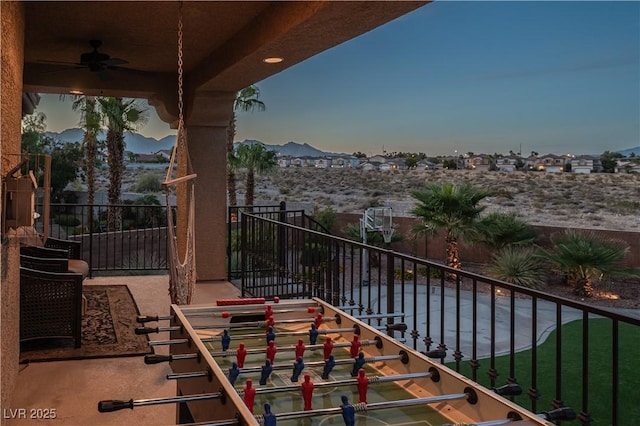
[{"x1": 45, "y1": 128, "x2": 638, "y2": 158}]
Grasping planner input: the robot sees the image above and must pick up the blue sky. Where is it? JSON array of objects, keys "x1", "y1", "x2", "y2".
[{"x1": 38, "y1": 1, "x2": 639, "y2": 156}]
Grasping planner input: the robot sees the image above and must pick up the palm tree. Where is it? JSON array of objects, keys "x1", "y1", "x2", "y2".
[
  {"x1": 411, "y1": 183, "x2": 492, "y2": 277},
  {"x1": 538, "y1": 230, "x2": 637, "y2": 297},
  {"x1": 71, "y1": 96, "x2": 101, "y2": 232},
  {"x1": 227, "y1": 85, "x2": 265, "y2": 207},
  {"x1": 228, "y1": 143, "x2": 277, "y2": 206},
  {"x1": 469, "y1": 212, "x2": 537, "y2": 250},
  {"x1": 98, "y1": 97, "x2": 147, "y2": 230}
]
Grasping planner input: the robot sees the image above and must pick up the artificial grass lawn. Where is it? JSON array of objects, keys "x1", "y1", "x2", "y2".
[{"x1": 447, "y1": 318, "x2": 640, "y2": 426}]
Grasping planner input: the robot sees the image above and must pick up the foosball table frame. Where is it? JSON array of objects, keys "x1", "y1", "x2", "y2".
[{"x1": 159, "y1": 297, "x2": 554, "y2": 426}]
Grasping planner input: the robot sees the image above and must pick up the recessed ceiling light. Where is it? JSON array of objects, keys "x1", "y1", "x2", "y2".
[
  {"x1": 263, "y1": 57, "x2": 283, "y2": 64},
  {"x1": 69, "y1": 90, "x2": 84, "y2": 95}
]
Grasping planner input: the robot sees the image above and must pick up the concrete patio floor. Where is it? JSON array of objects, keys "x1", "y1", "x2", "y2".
[{"x1": 8, "y1": 275, "x2": 241, "y2": 426}]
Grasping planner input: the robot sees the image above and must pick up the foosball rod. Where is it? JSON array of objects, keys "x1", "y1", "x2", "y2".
[
  {"x1": 98, "y1": 393, "x2": 222, "y2": 412},
  {"x1": 442, "y1": 406, "x2": 577, "y2": 425},
  {"x1": 145, "y1": 353, "x2": 404, "y2": 370},
  {"x1": 137, "y1": 306, "x2": 323, "y2": 323},
  {"x1": 205, "y1": 338, "x2": 384, "y2": 358},
  {"x1": 136, "y1": 322, "x2": 408, "y2": 336},
  {"x1": 254, "y1": 390, "x2": 477, "y2": 424},
  {"x1": 148, "y1": 336, "x2": 406, "y2": 348}
]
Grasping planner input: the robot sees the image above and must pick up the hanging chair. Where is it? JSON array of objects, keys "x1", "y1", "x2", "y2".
[{"x1": 163, "y1": 2, "x2": 197, "y2": 305}]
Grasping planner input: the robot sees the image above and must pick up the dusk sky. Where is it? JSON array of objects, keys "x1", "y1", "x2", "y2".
[{"x1": 37, "y1": 1, "x2": 639, "y2": 157}]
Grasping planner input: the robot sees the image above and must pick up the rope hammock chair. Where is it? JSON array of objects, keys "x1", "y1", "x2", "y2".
[{"x1": 163, "y1": 2, "x2": 197, "y2": 305}]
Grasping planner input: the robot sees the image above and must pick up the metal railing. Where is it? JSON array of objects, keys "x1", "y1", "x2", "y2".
[
  {"x1": 39, "y1": 202, "x2": 172, "y2": 276},
  {"x1": 238, "y1": 211, "x2": 640, "y2": 426}
]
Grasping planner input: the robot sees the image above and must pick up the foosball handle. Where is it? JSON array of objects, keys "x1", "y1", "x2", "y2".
[
  {"x1": 144, "y1": 354, "x2": 172, "y2": 364},
  {"x1": 386, "y1": 323, "x2": 408, "y2": 332},
  {"x1": 135, "y1": 327, "x2": 159, "y2": 335},
  {"x1": 98, "y1": 399, "x2": 134, "y2": 412},
  {"x1": 421, "y1": 349, "x2": 446, "y2": 359},
  {"x1": 542, "y1": 407, "x2": 577, "y2": 421},
  {"x1": 493, "y1": 383, "x2": 522, "y2": 396},
  {"x1": 137, "y1": 315, "x2": 160, "y2": 323}
]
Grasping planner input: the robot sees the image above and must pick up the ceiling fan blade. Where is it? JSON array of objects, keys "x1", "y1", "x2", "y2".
[{"x1": 97, "y1": 69, "x2": 112, "y2": 81}]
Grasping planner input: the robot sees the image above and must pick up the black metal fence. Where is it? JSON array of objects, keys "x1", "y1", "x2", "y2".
[
  {"x1": 238, "y1": 211, "x2": 640, "y2": 426},
  {"x1": 39, "y1": 202, "x2": 172, "y2": 276}
]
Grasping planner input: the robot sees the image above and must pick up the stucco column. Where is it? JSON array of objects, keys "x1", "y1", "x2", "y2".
[
  {"x1": 1, "y1": 1, "x2": 25, "y2": 421},
  {"x1": 184, "y1": 91, "x2": 235, "y2": 281}
]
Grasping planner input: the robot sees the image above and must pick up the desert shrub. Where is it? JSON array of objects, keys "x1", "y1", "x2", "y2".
[
  {"x1": 134, "y1": 172, "x2": 162, "y2": 193},
  {"x1": 486, "y1": 246, "x2": 546, "y2": 288},
  {"x1": 312, "y1": 206, "x2": 338, "y2": 233}
]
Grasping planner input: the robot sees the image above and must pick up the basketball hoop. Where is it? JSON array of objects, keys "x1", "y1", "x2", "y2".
[{"x1": 381, "y1": 227, "x2": 394, "y2": 244}]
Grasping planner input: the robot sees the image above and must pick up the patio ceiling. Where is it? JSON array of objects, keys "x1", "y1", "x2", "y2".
[{"x1": 22, "y1": 1, "x2": 428, "y2": 104}]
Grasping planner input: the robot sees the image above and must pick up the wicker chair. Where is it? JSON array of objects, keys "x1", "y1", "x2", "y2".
[
  {"x1": 21, "y1": 241, "x2": 89, "y2": 278},
  {"x1": 20, "y1": 267, "x2": 83, "y2": 349},
  {"x1": 20, "y1": 254, "x2": 69, "y2": 273}
]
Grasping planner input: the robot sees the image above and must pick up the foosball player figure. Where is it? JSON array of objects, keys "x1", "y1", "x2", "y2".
[
  {"x1": 291, "y1": 356, "x2": 305, "y2": 382},
  {"x1": 221, "y1": 329, "x2": 231, "y2": 351},
  {"x1": 349, "y1": 335, "x2": 361, "y2": 358},
  {"x1": 356, "y1": 368, "x2": 369, "y2": 403},
  {"x1": 323, "y1": 337, "x2": 334, "y2": 360},
  {"x1": 301, "y1": 374, "x2": 314, "y2": 411},
  {"x1": 266, "y1": 340, "x2": 277, "y2": 365},
  {"x1": 237, "y1": 342, "x2": 248, "y2": 368},
  {"x1": 266, "y1": 326, "x2": 276, "y2": 344},
  {"x1": 265, "y1": 305, "x2": 274, "y2": 318},
  {"x1": 263, "y1": 403, "x2": 277, "y2": 426},
  {"x1": 295, "y1": 338, "x2": 306, "y2": 359},
  {"x1": 351, "y1": 352, "x2": 366, "y2": 377},
  {"x1": 321, "y1": 354, "x2": 336, "y2": 380},
  {"x1": 314, "y1": 313, "x2": 324, "y2": 329},
  {"x1": 228, "y1": 362, "x2": 240, "y2": 385},
  {"x1": 265, "y1": 315, "x2": 275, "y2": 332},
  {"x1": 260, "y1": 359, "x2": 273, "y2": 386},
  {"x1": 309, "y1": 324, "x2": 319, "y2": 345},
  {"x1": 243, "y1": 379, "x2": 257, "y2": 413},
  {"x1": 340, "y1": 395, "x2": 356, "y2": 426}
]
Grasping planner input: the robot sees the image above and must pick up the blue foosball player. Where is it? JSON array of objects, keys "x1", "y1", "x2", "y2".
[
  {"x1": 350, "y1": 352, "x2": 366, "y2": 377},
  {"x1": 228, "y1": 361, "x2": 240, "y2": 385},
  {"x1": 263, "y1": 403, "x2": 277, "y2": 426},
  {"x1": 221, "y1": 329, "x2": 231, "y2": 351},
  {"x1": 266, "y1": 326, "x2": 276, "y2": 344},
  {"x1": 260, "y1": 359, "x2": 273, "y2": 385},
  {"x1": 291, "y1": 356, "x2": 305, "y2": 382},
  {"x1": 309, "y1": 324, "x2": 319, "y2": 345},
  {"x1": 321, "y1": 354, "x2": 335, "y2": 380},
  {"x1": 340, "y1": 395, "x2": 356, "y2": 426}
]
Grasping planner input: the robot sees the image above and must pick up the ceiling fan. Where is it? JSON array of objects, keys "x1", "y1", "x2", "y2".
[{"x1": 42, "y1": 39, "x2": 130, "y2": 81}]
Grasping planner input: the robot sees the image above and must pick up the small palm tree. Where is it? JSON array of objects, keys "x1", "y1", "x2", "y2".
[
  {"x1": 470, "y1": 212, "x2": 537, "y2": 250},
  {"x1": 228, "y1": 143, "x2": 277, "y2": 206},
  {"x1": 538, "y1": 230, "x2": 637, "y2": 297},
  {"x1": 98, "y1": 97, "x2": 148, "y2": 230},
  {"x1": 411, "y1": 183, "x2": 492, "y2": 278},
  {"x1": 486, "y1": 246, "x2": 546, "y2": 289},
  {"x1": 227, "y1": 86, "x2": 265, "y2": 206}
]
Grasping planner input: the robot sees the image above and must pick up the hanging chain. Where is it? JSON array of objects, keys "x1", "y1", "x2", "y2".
[{"x1": 177, "y1": 1, "x2": 184, "y2": 127}]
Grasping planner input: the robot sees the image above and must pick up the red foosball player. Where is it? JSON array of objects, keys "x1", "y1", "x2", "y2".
[
  {"x1": 323, "y1": 337, "x2": 334, "y2": 360},
  {"x1": 356, "y1": 368, "x2": 369, "y2": 403},
  {"x1": 266, "y1": 340, "x2": 277, "y2": 365},
  {"x1": 243, "y1": 379, "x2": 257, "y2": 413},
  {"x1": 265, "y1": 315, "x2": 275, "y2": 333},
  {"x1": 265, "y1": 305, "x2": 274, "y2": 318},
  {"x1": 301, "y1": 374, "x2": 314, "y2": 411},
  {"x1": 237, "y1": 342, "x2": 247, "y2": 368},
  {"x1": 295, "y1": 338, "x2": 306, "y2": 359},
  {"x1": 349, "y1": 335, "x2": 361, "y2": 358},
  {"x1": 314, "y1": 313, "x2": 324, "y2": 329}
]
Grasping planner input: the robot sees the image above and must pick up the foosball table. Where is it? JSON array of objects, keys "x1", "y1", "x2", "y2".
[{"x1": 99, "y1": 297, "x2": 575, "y2": 425}]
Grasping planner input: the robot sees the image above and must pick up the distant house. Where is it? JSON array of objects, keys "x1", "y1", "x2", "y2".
[
  {"x1": 535, "y1": 154, "x2": 566, "y2": 173},
  {"x1": 616, "y1": 159, "x2": 640, "y2": 173},
  {"x1": 359, "y1": 161, "x2": 382, "y2": 171},
  {"x1": 495, "y1": 155, "x2": 523, "y2": 172},
  {"x1": 417, "y1": 160, "x2": 436, "y2": 170},
  {"x1": 571, "y1": 155, "x2": 597, "y2": 174},
  {"x1": 467, "y1": 154, "x2": 493, "y2": 172},
  {"x1": 290, "y1": 156, "x2": 315, "y2": 167},
  {"x1": 368, "y1": 155, "x2": 388, "y2": 163},
  {"x1": 278, "y1": 157, "x2": 291, "y2": 168},
  {"x1": 314, "y1": 157, "x2": 332, "y2": 168}
]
